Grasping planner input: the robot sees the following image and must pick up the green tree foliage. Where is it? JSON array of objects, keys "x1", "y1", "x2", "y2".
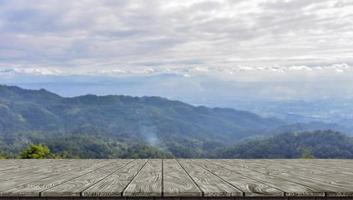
[
  {"x1": 0, "y1": 152, "x2": 6, "y2": 159},
  {"x1": 1, "y1": 130, "x2": 353, "y2": 159},
  {"x1": 5, "y1": 85, "x2": 352, "y2": 159},
  {"x1": 299, "y1": 146, "x2": 315, "y2": 159},
  {"x1": 120, "y1": 144, "x2": 173, "y2": 158},
  {"x1": 1, "y1": 133, "x2": 174, "y2": 159},
  {"x1": 221, "y1": 130, "x2": 353, "y2": 158},
  {"x1": 0, "y1": 84, "x2": 284, "y2": 148},
  {"x1": 20, "y1": 144, "x2": 56, "y2": 159}
]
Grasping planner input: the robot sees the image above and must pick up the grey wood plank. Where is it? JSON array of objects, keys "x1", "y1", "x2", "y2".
[
  {"x1": 163, "y1": 159, "x2": 202, "y2": 197},
  {"x1": 195, "y1": 159, "x2": 283, "y2": 196},
  {"x1": 1, "y1": 159, "x2": 353, "y2": 198},
  {"x1": 0, "y1": 160, "x2": 101, "y2": 195},
  {"x1": 252, "y1": 159, "x2": 353, "y2": 179},
  {"x1": 123, "y1": 159, "x2": 162, "y2": 197},
  {"x1": 0, "y1": 160, "x2": 50, "y2": 172},
  {"x1": 243, "y1": 159, "x2": 353, "y2": 196},
  {"x1": 0, "y1": 160, "x2": 60, "y2": 180},
  {"x1": 81, "y1": 159, "x2": 147, "y2": 197},
  {"x1": 1, "y1": 160, "x2": 114, "y2": 196},
  {"x1": 0, "y1": 160, "x2": 81, "y2": 181},
  {"x1": 215, "y1": 159, "x2": 322, "y2": 196},
  {"x1": 0, "y1": 160, "x2": 94, "y2": 182},
  {"x1": 178, "y1": 159, "x2": 242, "y2": 197},
  {"x1": 270, "y1": 159, "x2": 353, "y2": 177},
  {"x1": 41, "y1": 160, "x2": 131, "y2": 197}
]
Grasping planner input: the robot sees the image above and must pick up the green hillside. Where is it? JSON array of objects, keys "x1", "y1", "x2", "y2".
[
  {"x1": 221, "y1": 130, "x2": 353, "y2": 158},
  {"x1": 1, "y1": 85, "x2": 353, "y2": 158},
  {"x1": 0, "y1": 85, "x2": 284, "y2": 156}
]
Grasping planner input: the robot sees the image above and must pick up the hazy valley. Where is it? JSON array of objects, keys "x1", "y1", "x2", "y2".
[{"x1": 1, "y1": 85, "x2": 353, "y2": 158}]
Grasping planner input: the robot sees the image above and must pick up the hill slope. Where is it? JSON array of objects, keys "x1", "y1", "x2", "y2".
[
  {"x1": 3, "y1": 85, "x2": 352, "y2": 159},
  {"x1": 0, "y1": 85, "x2": 285, "y2": 156},
  {"x1": 221, "y1": 130, "x2": 353, "y2": 158}
]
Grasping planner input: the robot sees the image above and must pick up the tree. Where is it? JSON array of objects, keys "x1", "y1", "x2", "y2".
[
  {"x1": 0, "y1": 152, "x2": 6, "y2": 159},
  {"x1": 20, "y1": 144, "x2": 56, "y2": 159},
  {"x1": 299, "y1": 146, "x2": 315, "y2": 159}
]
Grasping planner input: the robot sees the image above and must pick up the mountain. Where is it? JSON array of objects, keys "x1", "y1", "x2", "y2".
[
  {"x1": 0, "y1": 85, "x2": 284, "y2": 140},
  {"x1": 227, "y1": 99, "x2": 353, "y2": 133},
  {"x1": 272, "y1": 121, "x2": 351, "y2": 135},
  {"x1": 1, "y1": 85, "x2": 352, "y2": 159},
  {"x1": 221, "y1": 130, "x2": 353, "y2": 158},
  {"x1": 0, "y1": 84, "x2": 285, "y2": 156}
]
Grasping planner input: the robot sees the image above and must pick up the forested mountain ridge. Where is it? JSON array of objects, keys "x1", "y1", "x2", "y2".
[
  {"x1": 221, "y1": 130, "x2": 353, "y2": 158},
  {"x1": 0, "y1": 84, "x2": 284, "y2": 144},
  {"x1": 1, "y1": 85, "x2": 353, "y2": 158}
]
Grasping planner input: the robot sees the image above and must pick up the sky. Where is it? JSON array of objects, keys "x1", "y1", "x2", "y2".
[{"x1": 1, "y1": 0, "x2": 353, "y2": 105}]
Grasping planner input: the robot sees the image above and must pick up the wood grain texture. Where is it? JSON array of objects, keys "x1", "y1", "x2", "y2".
[
  {"x1": 0, "y1": 160, "x2": 72, "y2": 181},
  {"x1": 41, "y1": 160, "x2": 131, "y2": 197},
  {"x1": 82, "y1": 159, "x2": 147, "y2": 197},
  {"x1": 163, "y1": 159, "x2": 202, "y2": 197},
  {"x1": 1, "y1": 160, "x2": 113, "y2": 196},
  {"x1": 178, "y1": 159, "x2": 242, "y2": 197},
  {"x1": 243, "y1": 159, "x2": 353, "y2": 196},
  {"x1": 194, "y1": 160, "x2": 283, "y2": 196},
  {"x1": 123, "y1": 159, "x2": 162, "y2": 197},
  {"x1": 0, "y1": 160, "x2": 101, "y2": 195},
  {"x1": 1, "y1": 159, "x2": 353, "y2": 197},
  {"x1": 258, "y1": 159, "x2": 353, "y2": 178},
  {"x1": 0, "y1": 160, "x2": 48, "y2": 173},
  {"x1": 216, "y1": 160, "x2": 322, "y2": 196}
]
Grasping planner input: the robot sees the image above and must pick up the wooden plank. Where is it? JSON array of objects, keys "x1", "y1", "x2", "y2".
[
  {"x1": 0, "y1": 160, "x2": 50, "y2": 172},
  {"x1": 0, "y1": 160, "x2": 86, "y2": 181},
  {"x1": 0, "y1": 160, "x2": 103, "y2": 195},
  {"x1": 163, "y1": 159, "x2": 202, "y2": 197},
  {"x1": 1, "y1": 160, "x2": 114, "y2": 196},
  {"x1": 251, "y1": 159, "x2": 353, "y2": 178},
  {"x1": 123, "y1": 159, "x2": 162, "y2": 197},
  {"x1": 178, "y1": 159, "x2": 242, "y2": 197},
  {"x1": 82, "y1": 159, "x2": 147, "y2": 197},
  {"x1": 41, "y1": 160, "x2": 131, "y2": 197},
  {"x1": 0, "y1": 159, "x2": 353, "y2": 198},
  {"x1": 214, "y1": 159, "x2": 322, "y2": 196},
  {"x1": 194, "y1": 159, "x2": 283, "y2": 196},
  {"x1": 268, "y1": 159, "x2": 353, "y2": 177},
  {"x1": 243, "y1": 159, "x2": 353, "y2": 196},
  {"x1": 0, "y1": 160, "x2": 68, "y2": 181}
]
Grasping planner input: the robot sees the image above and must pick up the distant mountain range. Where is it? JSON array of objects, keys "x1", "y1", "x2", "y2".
[
  {"x1": 0, "y1": 85, "x2": 352, "y2": 158},
  {"x1": 0, "y1": 85, "x2": 284, "y2": 142}
]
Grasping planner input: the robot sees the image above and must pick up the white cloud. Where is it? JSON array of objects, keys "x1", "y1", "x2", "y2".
[
  {"x1": 0, "y1": 0, "x2": 352, "y2": 73},
  {"x1": 1, "y1": 0, "x2": 353, "y2": 102},
  {"x1": 0, "y1": 67, "x2": 64, "y2": 76},
  {"x1": 1, "y1": 63, "x2": 352, "y2": 81}
]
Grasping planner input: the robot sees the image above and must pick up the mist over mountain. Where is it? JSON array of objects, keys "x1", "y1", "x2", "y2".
[
  {"x1": 0, "y1": 84, "x2": 284, "y2": 157},
  {"x1": 4, "y1": 76, "x2": 353, "y2": 133},
  {"x1": 0, "y1": 85, "x2": 352, "y2": 158}
]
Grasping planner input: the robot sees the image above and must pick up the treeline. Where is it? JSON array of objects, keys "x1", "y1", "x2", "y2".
[
  {"x1": 2, "y1": 130, "x2": 353, "y2": 159},
  {"x1": 221, "y1": 130, "x2": 353, "y2": 158},
  {"x1": 0, "y1": 133, "x2": 173, "y2": 159},
  {"x1": 0, "y1": 143, "x2": 173, "y2": 159},
  {"x1": 0, "y1": 144, "x2": 53, "y2": 159},
  {"x1": 0, "y1": 144, "x2": 173, "y2": 159}
]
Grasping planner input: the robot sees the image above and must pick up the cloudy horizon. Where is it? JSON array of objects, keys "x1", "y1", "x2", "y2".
[{"x1": 1, "y1": 0, "x2": 353, "y2": 104}]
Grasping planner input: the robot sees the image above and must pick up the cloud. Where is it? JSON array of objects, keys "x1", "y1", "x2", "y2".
[
  {"x1": 1, "y1": 63, "x2": 352, "y2": 82},
  {"x1": 0, "y1": 0, "x2": 352, "y2": 72},
  {"x1": 1, "y1": 0, "x2": 353, "y2": 103}
]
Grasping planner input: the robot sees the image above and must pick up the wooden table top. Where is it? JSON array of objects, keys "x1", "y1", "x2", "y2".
[{"x1": 0, "y1": 159, "x2": 352, "y2": 198}]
